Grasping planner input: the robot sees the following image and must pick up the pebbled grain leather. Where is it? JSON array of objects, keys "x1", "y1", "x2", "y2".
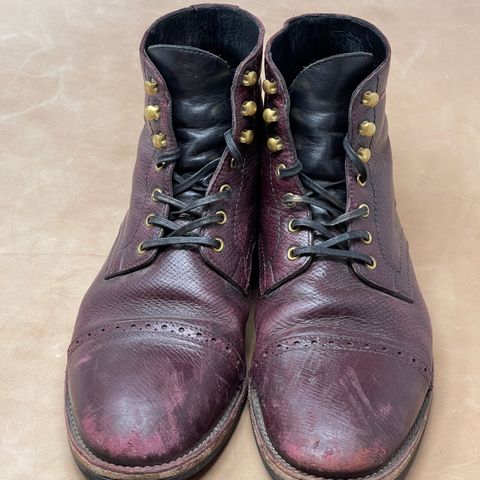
[
  {"x1": 66, "y1": 4, "x2": 264, "y2": 472},
  {"x1": 252, "y1": 14, "x2": 433, "y2": 478}
]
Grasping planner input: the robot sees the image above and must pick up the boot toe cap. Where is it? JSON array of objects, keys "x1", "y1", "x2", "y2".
[
  {"x1": 67, "y1": 323, "x2": 243, "y2": 467},
  {"x1": 254, "y1": 342, "x2": 431, "y2": 477}
]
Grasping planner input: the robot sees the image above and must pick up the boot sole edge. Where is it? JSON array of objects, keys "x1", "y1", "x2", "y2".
[{"x1": 249, "y1": 383, "x2": 433, "y2": 480}]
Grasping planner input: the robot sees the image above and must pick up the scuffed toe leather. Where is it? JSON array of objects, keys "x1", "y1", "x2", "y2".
[
  {"x1": 68, "y1": 325, "x2": 243, "y2": 467},
  {"x1": 253, "y1": 343, "x2": 430, "y2": 477}
]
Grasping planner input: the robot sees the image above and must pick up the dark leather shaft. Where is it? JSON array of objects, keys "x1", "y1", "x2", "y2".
[
  {"x1": 290, "y1": 52, "x2": 374, "y2": 183},
  {"x1": 147, "y1": 44, "x2": 234, "y2": 174},
  {"x1": 252, "y1": 14, "x2": 433, "y2": 478},
  {"x1": 66, "y1": 5, "x2": 264, "y2": 473}
]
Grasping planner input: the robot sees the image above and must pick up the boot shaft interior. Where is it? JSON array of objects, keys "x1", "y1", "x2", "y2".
[
  {"x1": 144, "y1": 5, "x2": 261, "y2": 67},
  {"x1": 270, "y1": 15, "x2": 388, "y2": 86}
]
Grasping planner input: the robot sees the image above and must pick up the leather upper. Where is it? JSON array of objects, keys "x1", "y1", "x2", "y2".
[
  {"x1": 67, "y1": 4, "x2": 264, "y2": 468},
  {"x1": 252, "y1": 14, "x2": 433, "y2": 478}
]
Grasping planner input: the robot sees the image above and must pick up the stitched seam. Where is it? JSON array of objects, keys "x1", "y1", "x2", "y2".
[
  {"x1": 106, "y1": 132, "x2": 158, "y2": 275},
  {"x1": 369, "y1": 77, "x2": 396, "y2": 273},
  {"x1": 230, "y1": 153, "x2": 254, "y2": 287},
  {"x1": 232, "y1": 151, "x2": 248, "y2": 249},
  {"x1": 68, "y1": 320, "x2": 243, "y2": 371},
  {"x1": 254, "y1": 334, "x2": 432, "y2": 384},
  {"x1": 106, "y1": 132, "x2": 155, "y2": 272}
]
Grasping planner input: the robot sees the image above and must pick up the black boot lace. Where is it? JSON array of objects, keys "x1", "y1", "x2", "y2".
[
  {"x1": 279, "y1": 136, "x2": 375, "y2": 267},
  {"x1": 139, "y1": 130, "x2": 242, "y2": 253}
]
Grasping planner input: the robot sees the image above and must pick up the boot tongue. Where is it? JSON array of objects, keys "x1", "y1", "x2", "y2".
[
  {"x1": 289, "y1": 52, "x2": 374, "y2": 188},
  {"x1": 147, "y1": 44, "x2": 235, "y2": 174}
]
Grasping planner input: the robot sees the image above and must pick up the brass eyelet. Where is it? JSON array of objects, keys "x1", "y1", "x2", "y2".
[
  {"x1": 144, "y1": 79, "x2": 158, "y2": 95},
  {"x1": 216, "y1": 210, "x2": 227, "y2": 225},
  {"x1": 213, "y1": 238, "x2": 224, "y2": 253},
  {"x1": 276, "y1": 163, "x2": 286, "y2": 177},
  {"x1": 288, "y1": 219, "x2": 299, "y2": 233},
  {"x1": 267, "y1": 136, "x2": 283, "y2": 152},
  {"x1": 359, "y1": 203, "x2": 370, "y2": 217},
  {"x1": 219, "y1": 184, "x2": 231, "y2": 193},
  {"x1": 144, "y1": 105, "x2": 160, "y2": 121},
  {"x1": 284, "y1": 193, "x2": 296, "y2": 208},
  {"x1": 362, "y1": 231, "x2": 373, "y2": 244},
  {"x1": 367, "y1": 257, "x2": 377, "y2": 270},
  {"x1": 356, "y1": 173, "x2": 367, "y2": 187},
  {"x1": 359, "y1": 121, "x2": 376, "y2": 137},
  {"x1": 229, "y1": 158, "x2": 239, "y2": 170},
  {"x1": 362, "y1": 91, "x2": 379, "y2": 108},
  {"x1": 152, "y1": 133, "x2": 167, "y2": 149},
  {"x1": 241, "y1": 100, "x2": 257, "y2": 117},
  {"x1": 151, "y1": 187, "x2": 162, "y2": 201},
  {"x1": 239, "y1": 129, "x2": 254, "y2": 145},
  {"x1": 137, "y1": 243, "x2": 146, "y2": 255},
  {"x1": 263, "y1": 108, "x2": 279, "y2": 124},
  {"x1": 263, "y1": 79, "x2": 277, "y2": 95},
  {"x1": 242, "y1": 71, "x2": 258, "y2": 87},
  {"x1": 145, "y1": 213, "x2": 155, "y2": 227},
  {"x1": 155, "y1": 162, "x2": 165, "y2": 172},
  {"x1": 357, "y1": 147, "x2": 371, "y2": 164},
  {"x1": 287, "y1": 246, "x2": 299, "y2": 261}
]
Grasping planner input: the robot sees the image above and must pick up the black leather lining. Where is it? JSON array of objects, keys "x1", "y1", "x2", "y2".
[
  {"x1": 289, "y1": 52, "x2": 374, "y2": 184},
  {"x1": 147, "y1": 44, "x2": 234, "y2": 175},
  {"x1": 145, "y1": 6, "x2": 259, "y2": 67},
  {"x1": 271, "y1": 16, "x2": 387, "y2": 86}
]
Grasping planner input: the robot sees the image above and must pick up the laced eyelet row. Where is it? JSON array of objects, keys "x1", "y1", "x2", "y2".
[
  {"x1": 284, "y1": 201, "x2": 376, "y2": 268},
  {"x1": 213, "y1": 184, "x2": 231, "y2": 253},
  {"x1": 138, "y1": 186, "x2": 163, "y2": 253},
  {"x1": 137, "y1": 183, "x2": 232, "y2": 257},
  {"x1": 136, "y1": 85, "x2": 242, "y2": 257},
  {"x1": 270, "y1": 88, "x2": 380, "y2": 269},
  {"x1": 355, "y1": 90, "x2": 379, "y2": 269},
  {"x1": 286, "y1": 243, "x2": 376, "y2": 269}
]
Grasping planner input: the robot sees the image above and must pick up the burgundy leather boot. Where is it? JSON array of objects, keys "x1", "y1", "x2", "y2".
[
  {"x1": 65, "y1": 5, "x2": 263, "y2": 479},
  {"x1": 250, "y1": 15, "x2": 433, "y2": 480}
]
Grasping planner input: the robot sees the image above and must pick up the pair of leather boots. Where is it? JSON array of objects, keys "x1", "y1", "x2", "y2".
[{"x1": 66, "y1": 5, "x2": 433, "y2": 480}]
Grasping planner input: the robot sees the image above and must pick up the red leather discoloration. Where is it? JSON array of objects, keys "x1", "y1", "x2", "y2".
[{"x1": 69, "y1": 332, "x2": 241, "y2": 466}]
